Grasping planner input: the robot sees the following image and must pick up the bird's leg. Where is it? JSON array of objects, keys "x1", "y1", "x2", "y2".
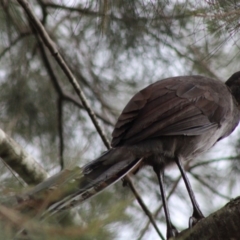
[
  {"x1": 153, "y1": 164, "x2": 178, "y2": 239},
  {"x1": 175, "y1": 156, "x2": 204, "y2": 227}
]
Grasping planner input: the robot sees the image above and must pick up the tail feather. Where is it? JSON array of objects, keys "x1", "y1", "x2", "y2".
[{"x1": 17, "y1": 148, "x2": 142, "y2": 218}]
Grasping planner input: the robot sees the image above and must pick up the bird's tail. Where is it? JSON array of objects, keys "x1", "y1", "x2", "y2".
[{"x1": 16, "y1": 148, "x2": 142, "y2": 217}]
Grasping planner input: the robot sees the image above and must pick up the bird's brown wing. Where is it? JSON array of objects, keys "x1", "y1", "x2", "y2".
[{"x1": 111, "y1": 76, "x2": 228, "y2": 147}]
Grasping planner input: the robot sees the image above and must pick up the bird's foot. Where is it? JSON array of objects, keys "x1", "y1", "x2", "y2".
[
  {"x1": 167, "y1": 225, "x2": 178, "y2": 239},
  {"x1": 189, "y1": 214, "x2": 204, "y2": 228}
]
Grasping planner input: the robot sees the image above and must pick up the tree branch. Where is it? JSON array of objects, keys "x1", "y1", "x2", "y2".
[
  {"x1": 173, "y1": 197, "x2": 240, "y2": 240},
  {"x1": 0, "y1": 129, "x2": 48, "y2": 184},
  {"x1": 138, "y1": 176, "x2": 182, "y2": 240},
  {"x1": 17, "y1": 0, "x2": 110, "y2": 149},
  {"x1": 57, "y1": 97, "x2": 64, "y2": 170},
  {"x1": 36, "y1": 36, "x2": 114, "y2": 126}
]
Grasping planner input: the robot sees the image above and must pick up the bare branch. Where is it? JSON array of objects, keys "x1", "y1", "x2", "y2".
[
  {"x1": 190, "y1": 172, "x2": 231, "y2": 200},
  {"x1": 57, "y1": 98, "x2": 64, "y2": 170},
  {"x1": 0, "y1": 32, "x2": 31, "y2": 59},
  {"x1": 189, "y1": 156, "x2": 239, "y2": 170},
  {"x1": 126, "y1": 176, "x2": 165, "y2": 240},
  {"x1": 138, "y1": 176, "x2": 181, "y2": 240},
  {"x1": 0, "y1": 128, "x2": 48, "y2": 184},
  {"x1": 17, "y1": 0, "x2": 110, "y2": 149},
  {"x1": 36, "y1": 37, "x2": 114, "y2": 126}
]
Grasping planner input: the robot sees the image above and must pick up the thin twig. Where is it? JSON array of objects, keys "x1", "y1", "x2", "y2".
[
  {"x1": 57, "y1": 98, "x2": 64, "y2": 170},
  {"x1": 17, "y1": 0, "x2": 110, "y2": 149},
  {"x1": 126, "y1": 175, "x2": 165, "y2": 240},
  {"x1": 17, "y1": 0, "x2": 162, "y2": 238},
  {"x1": 1, "y1": 158, "x2": 26, "y2": 186},
  {"x1": 0, "y1": 32, "x2": 31, "y2": 59},
  {"x1": 63, "y1": 93, "x2": 114, "y2": 126},
  {"x1": 190, "y1": 172, "x2": 231, "y2": 200},
  {"x1": 189, "y1": 156, "x2": 239, "y2": 170},
  {"x1": 43, "y1": 2, "x2": 197, "y2": 21},
  {"x1": 138, "y1": 176, "x2": 181, "y2": 240},
  {"x1": 36, "y1": 37, "x2": 114, "y2": 126}
]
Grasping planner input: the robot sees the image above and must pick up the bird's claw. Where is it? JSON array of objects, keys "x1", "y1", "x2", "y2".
[
  {"x1": 189, "y1": 215, "x2": 204, "y2": 228},
  {"x1": 167, "y1": 225, "x2": 178, "y2": 239}
]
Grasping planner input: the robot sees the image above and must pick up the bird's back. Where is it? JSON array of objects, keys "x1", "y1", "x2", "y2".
[{"x1": 112, "y1": 75, "x2": 240, "y2": 163}]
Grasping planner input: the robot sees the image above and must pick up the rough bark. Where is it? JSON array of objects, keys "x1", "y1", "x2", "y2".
[
  {"x1": 173, "y1": 196, "x2": 240, "y2": 240},
  {"x1": 0, "y1": 129, "x2": 48, "y2": 184}
]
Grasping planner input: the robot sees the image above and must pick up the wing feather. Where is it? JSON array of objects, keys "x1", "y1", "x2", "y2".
[{"x1": 112, "y1": 76, "x2": 226, "y2": 147}]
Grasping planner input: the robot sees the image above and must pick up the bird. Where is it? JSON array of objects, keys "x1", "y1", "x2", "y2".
[{"x1": 16, "y1": 72, "x2": 240, "y2": 239}]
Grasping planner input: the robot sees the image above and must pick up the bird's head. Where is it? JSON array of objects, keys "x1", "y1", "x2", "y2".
[{"x1": 225, "y1": 71, "x2": 240, "y2": 105}]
